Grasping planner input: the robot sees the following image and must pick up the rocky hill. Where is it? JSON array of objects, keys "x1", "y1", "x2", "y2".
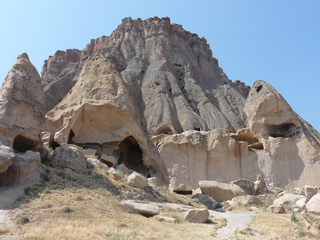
[{"x1": 1, "y1": 17, "x2": 320, "y2": 195}]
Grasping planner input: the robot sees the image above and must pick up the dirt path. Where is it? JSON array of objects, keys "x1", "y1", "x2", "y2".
[{"x1": 210, "y1": 210, "x2": 256, "y2": 239}]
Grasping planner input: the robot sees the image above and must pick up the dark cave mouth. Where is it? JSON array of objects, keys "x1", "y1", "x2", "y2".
[
  {"x1": 267, "y1": 123, "x2": 300, "y2": 138},
  {"x1": 13, "y1": 135, "x2": 38, "y2": 153}
]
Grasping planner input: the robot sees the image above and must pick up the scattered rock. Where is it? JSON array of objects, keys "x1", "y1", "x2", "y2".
[
  {"x1": 294, "y1": 187, "x2": 305, "y2": 196},
  {"x1": 225, "y1": 200, "x2": 240, "y2": 208},
  {"x1": 293, "y1": 197, "x2": 307, "y2": 210},
  {"x1": 273, "y1": 193, "x2": 305, "y2": 206},
  {"x1": 306, "y1": 194, "x2": 320, "y2": 214},
  {"x1": 199, "y1": 180, "x2": 244, "y2": 202},
  {"x1": 230, "y1": 179, "x2": 255, "y2": 195},
  {"x1": 109, "y1": 167, "x2": 121, "y2": 181},
  {"x1": 51, "y1": 144, "x2": 87, "y2": 171},
  {"x1": 100, "y1": 154, "x2": 117, "y2": 167},
  {"x1": 127, "y1": 172, "x2": 148, "y2": 188},
  {"x1": 148, "y1": 177, "x2": 158, "y2": 186},
  {"x1": 121, "y1": 200, "x2": 159, "y2": 217},
  {"x1": 82, "y1": 149, "x2": 97, "y2": 157},
  {"x1": 153, "y1": 215, "x2": 176, "y2": 222},
  {"x1": 249, "y1": 206, "x2": 259, "y2": 211},
  {"x1": 116, "y1": 164, "x2": 134, "y2": 175},
  {"x1": 305, "y1": 185, "x2": 318, "y2": 198},
  {"x1": 184, "y1": 208, "x2": 209, "y2": 223},
  {"x1": 239, "y1": 226, "x2": 253, "y2": 235},
  {"x1": 269, "y1": 205, "x2": 286, "y2": 214},
  {"x1": 254, "y1": 174, "x2": 267, "y2": 194},
  {"x1": 191, "y1": 194, "x2": 216, "y2": 209}
]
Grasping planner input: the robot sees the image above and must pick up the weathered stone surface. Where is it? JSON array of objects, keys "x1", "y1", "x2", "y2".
[
  {"x1": 109, "y1": 167, "x2": 121, "y2": 181},
  {"x1": 232, "y1": 195, "x2": 264, "y2": 206},
  {"x1": 294, "y1": 187, "x2": 305, "y2": 195},
  {"x1": 199, "y1": 180, "x2": 244, "y2": 202},
  {"x1": 115, "y1": 163, "x2": 134, "y2": 175},
  {"x1": 305, "y1": 185, "x2": 318, "y2": 198},
  {"x1": 231, "y1": 179, "x2": 255, "y2": 195},
  {"x1": 302, "y1": 212, "x2": 320, "y2": 236},
  {"x1": 127, "y1": 172, "x2": 148, "y2": 188},
  {"x1": 293, "y1": 197, "x2": 307, "y2": 210},
  {"x1": 121, "y1": 200, "x2": 159, "y2": 216},
  {"x1": 273, "y1": 193, "x2": 305, "y2": 206},
  {"x1": 191, "y1": 194, "x2": 216, "y2": 209},
  {"x1": 184, "y1": 208, "x2": 209, "y2": 223},
  {"x1": 148, "y1": 177, "x2": 158, "y2": 186},
  {"x1": 254, "y1": 174, "x2": 267, "y2": 194},
  {"x1": 269, "y1": 205, "x2": 286, "y2": 214},
  {"x1": 153, "y1": 215, "x2": 176, "y2": 222},
  {"x1": 51, "y1": 144, "x2": 87, "y2": 171},
  {"x1": 0, "y1": 53, "x2": 44, "y2": 185},
  {"x1": 0, "y1": 151, "x2": 41, "y2": 186},
  {"x1": 100, "y1": 154, "x2": 117, "y2": 167},
  {"x1": 306, "y1": 194, "x2": 320, "y2": 214}
]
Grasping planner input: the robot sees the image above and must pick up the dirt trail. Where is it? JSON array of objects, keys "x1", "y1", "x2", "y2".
[{"x1": 210, "y1": 210, "x2": 256, "y2": 239}]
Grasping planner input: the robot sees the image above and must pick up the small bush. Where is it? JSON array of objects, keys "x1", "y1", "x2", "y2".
[
  {"x1": 123, "y1": 204, "x2": 137, "y2": 214},
  {"x1": 17, "y1": 217, "x2": 29, "y2": 225},
  {"x1": 63, "y1": 205, "x2": 74, "y2": 213},
  {"x1": 76, "y1": 195, "x2": 84, "y2": 201},
  {"x1": 24, "y1": 187, "x2": 31, "y2": 195}
]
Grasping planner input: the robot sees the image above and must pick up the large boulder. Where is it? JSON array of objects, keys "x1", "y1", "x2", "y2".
[
  {"x1": 199, "y1": 180, "x2": 244, "y2": 202},
  {"x1": 127, "y1": 172, "x2": 148, "y2": 188},
  {"x1": 51, "y1": 144, "x2": 87, "y2": 171},
  {"x1": 121, "y1": 200, "x2": 159, "y2": 217},
  {"x1": 273, "y1": 193, "x2": 305, "y2": 206},
  {"x1": 0, "y1": 53, "x2": 44, "y2": 185},
  {"x1": 0, "y1": 151, "x2": 41, "y2": 186},
  {"x1": 191, "y1": 194, "x2": 216, "y2": 209},
  {"x1": 303, "y1": 194, "x2": 320, "y2": 236},
  {"x1": 306, "y1": 194, "x2": 320, "y2": 214},
  {"x1": 231, "y1": 195, "x2": 265, "y2": 206},
  {"x1": 184, "y1": 208, "x2": 209, "y2": 223},
  {"x1": 305, "y1": 185, "x2": 318, "y2": 198},
  {"x1": 230, "y1": 179, "x2": 255, "y2": 195}
]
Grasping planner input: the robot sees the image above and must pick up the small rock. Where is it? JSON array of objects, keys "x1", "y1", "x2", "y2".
[
  {"x1": 127, "y1": 172, "x2": 148, "y2": 188},
  {"x1": 153, "y1": 215, "x2": 176, "y2": 222},
  {"x1": 232, "y1": 195, "x2": 264, "y2": 206},
  {"x1": 305, "y1": 185, "x2": 318, "y2": 198},
  {"x1": 269, "y1": 205, "x2": 286, "y2": 214},
  {"x1": 184, "y1": 208, "x2": 209, "y2": 223},
  {"x1": 116, "y1": 164, "x2": 134, "y2": 174},
  {"x1": 239, "y1": 226, "x2": 253, "y2": 235},
  {"x1": 100, "y1": 154, "x2": 117, "y2": 167},
  {"x1": 122, "y1": 200, "x2": 159, "y2": 217},
  {"x1": 294, "y1": 187, "x2": 305, "y2": 195},
  {"x1": 273, "y1": 193, "x2": 305, "y2": 206},
  {"x1": 250, "y1": 206, "x2": 259, "y2": 211},
  {"x1": 191, "y1": 193, "x2": 216, "y2": 209},
  {"x1": 109, "y1": 167, "x2": 121, "y2": 180}
]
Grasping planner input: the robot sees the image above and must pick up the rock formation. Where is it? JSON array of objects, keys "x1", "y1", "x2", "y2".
[
  {"x1": 1, "y1": 17, "x2": 320, "y2": 192},
  {"x1": 0, "y1": 53, "x2": 45, "y2": 186}
]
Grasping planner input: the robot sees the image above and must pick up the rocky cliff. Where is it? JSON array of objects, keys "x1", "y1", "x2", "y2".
[{"x1": 1, "y1": 17, "x2": 319, "y2": 191}]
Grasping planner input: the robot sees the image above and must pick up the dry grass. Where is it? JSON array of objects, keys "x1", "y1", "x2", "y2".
[{"x1": 5, "y1": 166, "x2": 222, "y2": 240}]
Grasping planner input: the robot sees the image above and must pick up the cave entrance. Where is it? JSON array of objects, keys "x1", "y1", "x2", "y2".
[
  {"x1": 173, "y1": 190, "x2": 193, "y2": 195},
  {"x1": 13, "y1": 135, "x2": 37, "y2": 153},
  {"x1": 68, "y1": 129, "x2": 75, "y2": 144},
  {"x1": 267, "y1": 123, "x2": 299, "y2": 138},
  {"x1": 118, "y1": 136, "x2": 149, "y2": 176}
]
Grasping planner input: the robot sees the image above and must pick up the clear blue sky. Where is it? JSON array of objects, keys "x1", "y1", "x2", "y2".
[{"x1": 1, "y1": 0, "x2": 319, "y2": 131}]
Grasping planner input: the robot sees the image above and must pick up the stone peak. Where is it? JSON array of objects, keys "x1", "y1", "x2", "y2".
[{"x1": 17, "y1": 53, "x2": 30, "y2": 61}]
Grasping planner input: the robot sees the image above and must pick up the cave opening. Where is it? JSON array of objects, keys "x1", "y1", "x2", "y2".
[
  {"x1": 156, "y1": 125, "x2": 173, "y2": 135},
  {"x1": 267, "y1": 123, "x2": 299, "y2": 138},
  {"x1": 68, "y1": 129, "x2": 75, "y2": 144},
  {"x1": 173, "y1": 190, "x2": 193, "y2": 195},
  {"x1": 13, "y1": 135, "x2": 37, "y2": 153},
  {"x1": 118, "y1": 136, "x2": 149, "y2": 176}
]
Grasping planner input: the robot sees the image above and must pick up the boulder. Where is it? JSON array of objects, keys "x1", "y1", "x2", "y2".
[
  {"x1": 109, "y1": 167, "x2": 122, "y2": 181},
  {"x1": 269, "y1": 205, "x2": 286, "y2": 214},
  {"x1": 116, "y1": 164, "x2": 134, "y2": 175},
  {"x1": 253, "y1": 174, "x2": 267, "y2": 194},
  {"x1": 191, "y1": 194, "x2": 216, "y2": 209},
  {"x1": 305, "y1": 185, "x2": 318, "y2": 198},
  {"x1": 100, "y1": 154, "x2": 117, "y2": 167},
  {"x1": 302, "y1": 212, "x2": 320, "y2": 236},
  {"x1": 230, "y1": 179, "x2": 255, "y2": 195},
  {"x1": 127, "y1": 172, "x2": 148, "y2": 188},
  {"x1": 0, "y1": 151, "x2": 41, "y2": 186},
  {"x1": 273, "y1": 193, "x2": 305, "y2": 206},
  {"x1": 121, "y1": 200, "x2": 159, "y2": 217},
  {"x1": 51, "y1": 144, "x2": 87, "y2": 171},
  {"x1": 199, "y1": 180, "x2": 244, "y2": 202},
  {"x1": 82, "y1": 149, "x2": 97, "y2": 157},
  {"x1": 306, "y1": 194, "x2": 320, "y2": 214},
  {"x1": 239, "y1": 226, "x2": 254, "y2": 235},
  {"x1": 184, "y1": 208, "x2": 209, "y2": 223},
  {"x1": 293, "y1": 197, "x2": 307, "y2": 210},
  {"x1": 231, "y1": 195, "x2": 265, "y2": 206},
  {"x1": 294, "y1": 187, "x2": 305, "y2": 196}
]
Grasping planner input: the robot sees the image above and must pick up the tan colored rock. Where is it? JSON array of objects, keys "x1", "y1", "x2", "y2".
[
  {"x1": 153, "y1": 215, "x2": 176, "y2": 222},
  {"x1": 269, "y1": 205, "x2": 286, "y2": 214},
  {"x1": 254, "y1": 174, "x2": 267, "y2": 194},
  {"x1": 0, "y1": 151, "x2": 41, "y2": 186},
  {"x1": 305, "y1": 185, "x2": 318, "y2": 198},
  {"x1": 121, "y1": 200, "x2": 159, "y2": 217},
  {"x1": 230, "y1": 179, "x2": 255, "y2": 195},
  {"x1": 199, "y1": 180, "x2": 244, "y2": 202},
  {"x1": 294, "y1": 187, "x2": 305, "y2": 195},
  {"x1": 232, "y1": 195, "x2": 264, "y2": 206},
  {"x1": 109, "y1": 167, "x2": 121, "y2": 181},
  {"x1": 306, "y1": 194, "x2": 320, "y2": 214},
  {"x1": 184, "y1": 208, "x2": 209, "y2": 223},
  {"x1": 51, "y1": 144, "x2": 87, "y2": 171},
  {"x1": 273, "y1": 193, "x2": 305, "y2": 206},
  {"x1": 82, "y1": 149, "x2": 97, "y2": 157},
  {"x1": 0, "y1": 53, "x2": 44, "y2": 185},
  {"x1": 293, "y1": 197, "x2": 307, "y2": 210},
  {"x1": 100, "y1": 154, "x2": 117, "y2": 167},
  {"x1": 127, "y1": 172, "x2": 148, "y2": 188},
  {"x1": 302, "y1": 212, "x2": 320, "y2": 236},
  {"x1": 115, "y1": 163, "x2": 134, "y2": 175}
]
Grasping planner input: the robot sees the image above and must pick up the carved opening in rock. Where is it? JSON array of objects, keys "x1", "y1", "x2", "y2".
[
  {"x1": 118, "y1": 136, "x2": 149, "y2": 176},
  {"x1": 193, "y1": 124, "x2": 201, "y2": 131},
  {"x1": 267, "y1": 123, "x2": 300, "y2": 138},
  {"x1": 13, "y1": 135, "x2": 37, "y2": 153},
  {"x1": 173, "y1": 190, "x2": 193, "y2": 195},
  {"x1": 231, "y1": 134, "x2": 259, "y2": 145},
  {"x1": 68, "y1": 129, "x2": 75, "y2": 144},
  {"x1": 156, "y1": 125, "x2": 173, "y2": 135},
  {"x1": 51, "y1": 139, "x2": 60, "y2": 150},
  {"x1": 256, "y1": 85, "x2": 263, "y2": 93},
  {"x1": 249, "y1": 142, "x2": 264, "y2": 150}
]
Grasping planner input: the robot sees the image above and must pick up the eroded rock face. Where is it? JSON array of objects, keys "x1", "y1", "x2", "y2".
[{"x1": 0, "y1": 53, "x2": 44, "y2": 185}]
